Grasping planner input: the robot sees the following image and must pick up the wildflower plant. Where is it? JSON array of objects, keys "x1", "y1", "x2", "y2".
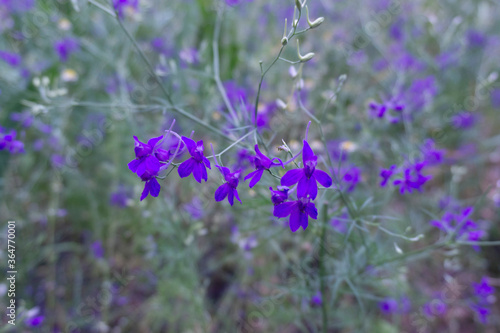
[{"x1": 1, "y1": 0, "x2": 500, "y2": 332}]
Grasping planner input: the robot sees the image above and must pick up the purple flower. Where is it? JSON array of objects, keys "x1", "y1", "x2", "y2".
[
  {"x1": 244, "y1": 145, "x2": 284, "y2": 188},
  {"x1": 91, "y1": 241, "x2": 104, "y2": 259},
  {"x1": 280, "y1": 140, "x2": 332, "y2": 200},
  {"x1": 451, "y1": 111, "x2": 476, "y2": 129},
  {"x1": 473, "y1": 277, "x2": 494, "y2": 298},
  {"x1": 471, "y1": 303, "x2": 491, "y2": 324},
  {"x1": 310, "y1": 291, "x2": 322, "y2": 307},
  {"x1": 421, "y1": 139, "x2": 445, "y2": 165},
  {"x1": 113, "y1": 0, "x2": 139, "y2": 18},
  {"x1": 0, "y1": 128, "x2": 24, "y2": 154},
  {"x1": 273, "y1": 197, "x2": 318, "y2": 232},
  {"x1": 54, "y1": 38, "x2": 79, "y2": 62},
  {"x1": 430, "y1": 206, "x2": 485, "y2": 249},
  {"x1": 0, "y1": 50, "x2": 21, "y2": 67},
  {"x1": 423, "y1": 299, "x2": 447, "y2": 317},
  {"x1": 25, "y1": 315, "x2": 44, "y2": 327},
  {"x1": 331, "y1": 212, "x2": 349, "y2": 234},
  {"x1": 392, "y1": 161, "x2": 431, "y2": 194},
  {"x1": 342, "y1": 166, "x2": 361, "y2": 192},
  {"x1": 269, "y1": 186, "x2": 289, "y2": 205},
  {"x1": 128, "y1": 135, "x2": 173, "y2": 178},
  {"x1": 140, "y1": 177, "x2": 161, "y2": 201},
  {"x1": 214, "y1": 166, "x2": 242, "y2": 206},
  {"x1": 177, "y1": 136, "x2": 211, "y2": 183},
  {"x1": 110, "y1": 186, "x2": 131, "y2": 208},
  {"x1": 184, "y1": 197, "x2": 204, "y2": 219},
  {"x1": 380, "y1": 165, "x2": 396, "y2": 187},
  {"x1": 379, "y1": 298, "x2": 398, "y2": 314}
]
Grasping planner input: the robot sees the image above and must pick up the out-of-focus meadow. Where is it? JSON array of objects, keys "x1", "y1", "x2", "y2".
[{"x1": 1, "y1": 0, "x2": 500, "y2": 332}]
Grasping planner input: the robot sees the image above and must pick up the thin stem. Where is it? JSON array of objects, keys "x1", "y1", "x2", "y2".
[
  {"x1": 319, "y1": 204, "x2": 328, "y2": 333},
  {"x1": 213, "y1": 6, "x2": 239, "y2": 125},
  {"x1": 113, "y1": 9, "x2": 237, "y2": 143}
]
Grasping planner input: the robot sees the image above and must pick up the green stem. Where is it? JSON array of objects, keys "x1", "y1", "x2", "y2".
[
  {"x1": 319, "y1": 204, "x2": 328, "y2": 333},
  {"x1": 114, "y1": 10, "x2": 237, "y2": 143}
]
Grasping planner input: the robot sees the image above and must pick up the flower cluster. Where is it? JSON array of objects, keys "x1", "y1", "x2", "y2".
[
  {"x1": 379, "y1": 139, "x2": 444, "y2": 194},
  {"x1": 128, "y1": 123, "x2": 334, "y2": 232},
  {"x1": 0, "y1": 127, "x2": 24, "y2": 154},
  {"x1": 430, "y1": 206, "x2": 486, "y2": 250},
  {"x1": 272, "y1": 140, "x2": 332, "y2": 232},
  {"x1": 470, "y1": 277, "x2": 495, "y2": 323}
]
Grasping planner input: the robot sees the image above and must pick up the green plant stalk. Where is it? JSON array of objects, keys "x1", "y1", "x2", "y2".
[{"x1": 319, "y1": 203, "x2": 328, "y2": 333}]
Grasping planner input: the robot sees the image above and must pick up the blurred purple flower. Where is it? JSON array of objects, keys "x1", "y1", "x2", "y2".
[
  {"x1": 310, "y1": 291, "x2": 322, "y2": 307},
  {"x1": 0, "y1": 50, "x2": 21, "y2": 67},
  {"x1": 473, "y1": 277, "x2": 494, "y2": 298},
  {"x1": 470, "y1": 303, "x2": 491, "y2": 324},
  {"x1": 380, "y1": 165, "x2": 396, "y2": 187},
  {"x1": 113, "y1": 0, "x2": 138, "y2": 18},
  {"x1": 0, "y1": 128, "x2": 24, "y2": 154},
  {"x1": 423, "y1": 299, "x2": 447, "y2": 317},
  {"x1": 184, "y1": 196, "x2": 204, "y2": 219},
  {"x1": 330, "y1": 212, "x2": 349, "y2": 234},
  {"x1": 421, "y1": 139, "x2": 445, "y2": 165},
  {"x1": 379, "y1": 298, "x2": 398, "y2": 314},
  {"x1": 451, "y1": 111, "x2": 476, "y2": 129},
  {"x1": 430, "y1": 206, "x2": 486, "y2": 249},
  {"x1": 25, "y1": 315, "x2": 44, "y2": 327},
  {"x1": 91, "y1": 241, "x2": 104, "y2": 259},
  {"x1": 54, "y1": 38, "x2": 80, "y2": 62},
  {"x1": 393, "y1": 161, "x2": 431, "y2": 194},
  {"x1": 342, "y1": 166, "x2": 361, "y2": 192}
]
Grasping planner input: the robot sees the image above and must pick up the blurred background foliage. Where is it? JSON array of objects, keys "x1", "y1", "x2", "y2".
[{"x1": 0, "y1": 0, "x2": 500, "y2": 332}]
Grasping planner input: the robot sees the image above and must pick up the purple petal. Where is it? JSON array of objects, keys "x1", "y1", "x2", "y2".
[
  {"x1": 255, "y1": 145, "x2": 272, "y2": 166},
  {"x1": 297, "y1": 176, "x2": 309, "y2": 198},
  {"x1": 200, "y1": 163, "x2": 208, "y2": 182},
  {"x1": 299, "y1": 212, "x2": 309, "y2": 230},
  {"x1": 140, "y1": 182, "x2": 150, "y2": 201},
  {"x1": 307, "y1": 175, "x2": 318, "y2": 199},
  {"x1": 147, "y1": 135, "x2": 163, "y2": 148},
  {"x1": 314, "y1": 169, "x2": 333, "y2": 188},
  {"x1": 289, "y1": 211, "x2": 301, "y2": 232},
  {"x1": 281, "y1": 169, "x2": 304, "y2": 187},
  {"x1": 234, "y1": 189, "x2": 242, "y2": 204},
  {"x1": 137, "y1": 155, "x2": 160, "y2": 178},
  {"x1": 128, "y1": 159, "x2": 141, "y2": 173},
  {"x1": 178, "y1": 158, "x2": 195, "y2": 178},
  {"x1": 305, "y1": 203, "x2": 318, "y2": 219},
  {"x1": 273, "y1": 201, "x2": 297, "y2": 218},
  {"x1": 155, "y1": 148, "x2": 171, "y2": 162},
  {"x1": 203, "y1": 157, "x2": 211, "y2": 169},
  {"x1": 249, "y1": 170, "x2": 264, "y2": 188},
  {"x1": 228, "y1": 189, "x2": 234, "y2": 206},
  {"x1": 244, "y1": 169, "x2": 259, "y2": 181},
  {"x1": 215, "y1": 184, "x2": 230, "y2": 202},
  {"x1": 192, "y1": 163, "x2": 202, "y2": 183},
  {"x1": 302, "y1": 140, "x2": 315, "y2": 165},
  {"x1": 181, "y1": 136, "x2": 196, "y2": 155},
  {"x1": 148, "y1": 178, "x2": 161, "y2": 197}
]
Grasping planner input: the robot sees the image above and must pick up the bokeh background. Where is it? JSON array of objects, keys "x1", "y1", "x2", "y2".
[{"x1": 1, "y1": 0, "x2": 500, "y2": 332}]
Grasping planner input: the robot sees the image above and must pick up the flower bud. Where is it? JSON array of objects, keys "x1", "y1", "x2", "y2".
[
  {"x1": 281, "y1": 37, "x2": 288, "y2": 46},
  {"x1": 295, "y1": 0, "x2": 302, "y2": 12},
  {"x1": 306, "y1": 6, "x2": 324, "y2": 29},
  {"x1": 296, "y1": 39, "x2": 314, "y2": 62}
]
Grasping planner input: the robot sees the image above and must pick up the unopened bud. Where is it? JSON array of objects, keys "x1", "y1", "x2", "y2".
[
  {"x1": 306, "y1": 6, "x2": 324, "y2": 28},
  {"x1": 281, "y1": 37, "x2": 288, "y2": 45},
  {"x1": 295, "y1": 0, "x2": 302, "y2": 12},
  {"x1": 296, "y1": 39, "x2": 315, "y2": 62}
]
